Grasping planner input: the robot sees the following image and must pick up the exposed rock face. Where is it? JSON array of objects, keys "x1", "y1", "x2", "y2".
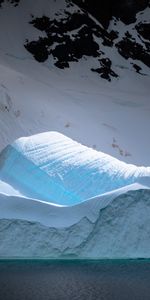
[
  {"x1": 112, "y1": 0, "x2": 149, "y2": 25},
  {"x1": 116, "y1": 36, "x2": 150, "y2": 68},
  {"x1": 72, "y1": 0, "x2": 113, "y2": 28},
  {"x1": 24, "y1": 2, "x2": 150, "y2": 80},
  {"x1": 24, "y1": 13, "x2": 111, "y2": 67},
  {"x1": 91, "y1": 58, "x2": 118, "y2": 81},
  {"x1": 72, "y1": 0, "x2": 149, "y2": 27},
  {"x1": 136, "y1": 22, "x2": 150, "y2": 41},
  {"x1": 1, "y1": 0, "x2": 149, "y2": 80}
]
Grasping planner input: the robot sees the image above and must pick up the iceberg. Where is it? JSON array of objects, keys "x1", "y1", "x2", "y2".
[
  {"x1": 0, "y1": 132, "x2": 150, "y2": 258},
  {"x1": 0, "y1": 131, "x2": 150, "y2": 205}
]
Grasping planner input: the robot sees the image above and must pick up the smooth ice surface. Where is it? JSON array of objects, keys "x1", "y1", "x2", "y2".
[{"x1": 0, "y1": 132, "x2": 150, "y2": 205}]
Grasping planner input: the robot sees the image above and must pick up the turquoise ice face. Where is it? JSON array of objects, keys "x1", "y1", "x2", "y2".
[{"x1": 0, "y1": 132, "x2": 149, "y2": 206}]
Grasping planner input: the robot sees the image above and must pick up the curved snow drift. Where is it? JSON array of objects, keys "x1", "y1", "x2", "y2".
[{"x1": 0, "y1": 131, "x2": 150, "y2": 206}]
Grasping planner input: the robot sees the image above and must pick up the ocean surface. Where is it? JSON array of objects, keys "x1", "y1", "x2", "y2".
[{"x1": 0, "y1": 259, "x2": 150, "y2": 300}]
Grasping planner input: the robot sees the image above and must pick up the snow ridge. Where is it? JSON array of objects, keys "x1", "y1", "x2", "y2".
[
  {"x1": 0, "y1": 132, "x2": 150, "y2": 205},
  {"x1": 0, "y1": 132, "x2": 150, "y2": 258}
]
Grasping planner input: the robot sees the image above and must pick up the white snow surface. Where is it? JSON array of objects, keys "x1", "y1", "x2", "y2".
[
  {"x1": 0, "y1": 0, "x2": 150, "y2": 258},
  {"x1": 0, "y1": 0, "x2": 149, "y2": 166},
  {"x1": 0, "y1": 132, "x2": 150, "y2": 205}
]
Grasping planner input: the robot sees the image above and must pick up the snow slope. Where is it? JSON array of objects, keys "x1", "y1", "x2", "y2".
[
  {"x1": 0, "y1": 0, "x2": 149, "y2": 166},
  {"x1": 0, "y1": 0, "x2": 150, "y2": 258}
]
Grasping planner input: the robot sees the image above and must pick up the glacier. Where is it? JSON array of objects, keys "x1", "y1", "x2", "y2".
[{"x1": 0, "y1": 132, "x2": 150, "y2": 258}]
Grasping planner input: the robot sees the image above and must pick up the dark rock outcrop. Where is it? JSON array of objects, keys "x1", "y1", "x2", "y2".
[
  {"x1": 136, "y1": 22, "x2": 150, "y2": 41},
  {"x1": 91, "y1": 58, "x2": 118, "y2": 81},
  {"x1": 72, "y1": 0, "x2": 149, "y2": 27},
  {"x1": 24, "y1": 13, "x2": 106, "y2": 68},
  {"x1": 116, "y1": 36, "x2": 150, "y2": 67},
  {"x1": 23, "y1": 0, "x2": 149, "y2": 79}
]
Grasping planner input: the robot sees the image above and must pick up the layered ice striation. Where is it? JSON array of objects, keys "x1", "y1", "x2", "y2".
[
  {"x1": 0, "y1": 132, "x2": 150, "y2": 258},
  {"x1": 0, "y1": 189, "x2": 150, "y2": 258},
  {"x1": 0, "y1": 131, "x2": 150, "y2": 205}
]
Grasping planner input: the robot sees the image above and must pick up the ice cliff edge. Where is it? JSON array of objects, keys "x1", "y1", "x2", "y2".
[{"x1": 0, "y1": 132, "x2": 150, "y2": 258}]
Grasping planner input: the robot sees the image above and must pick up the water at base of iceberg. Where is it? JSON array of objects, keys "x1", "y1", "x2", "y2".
[{"x1": 0, "y1": 259, "x2": 150, "y2": 300}]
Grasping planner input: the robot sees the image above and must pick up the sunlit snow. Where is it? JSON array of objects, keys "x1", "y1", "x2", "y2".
[
  {"x1": 0, "y1": 0, "x2": 149, "y2": 259},
  {"x1": 0, "y1": 132, "x2": 150, "y2": 258},
  {"x1": 0, "y1": 132, "x2": 150, "y2": 206}
]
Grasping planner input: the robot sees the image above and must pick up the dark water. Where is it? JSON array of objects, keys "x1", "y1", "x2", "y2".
[{"x1": 0, "y1": 259, "x2": 150, "y2": 300}]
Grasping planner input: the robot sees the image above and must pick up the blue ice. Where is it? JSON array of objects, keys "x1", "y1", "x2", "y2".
[{"x1": 0, "y1": 132, "x2": 150, "y2": 205}]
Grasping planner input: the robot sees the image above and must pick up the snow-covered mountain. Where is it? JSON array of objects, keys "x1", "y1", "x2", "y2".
[
  {"x1": 0, "y1": 0, "x2": 149, "y2": 165},
  {"x1": 0, "y1": 0, "x2": 150, "y2": 258}
]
